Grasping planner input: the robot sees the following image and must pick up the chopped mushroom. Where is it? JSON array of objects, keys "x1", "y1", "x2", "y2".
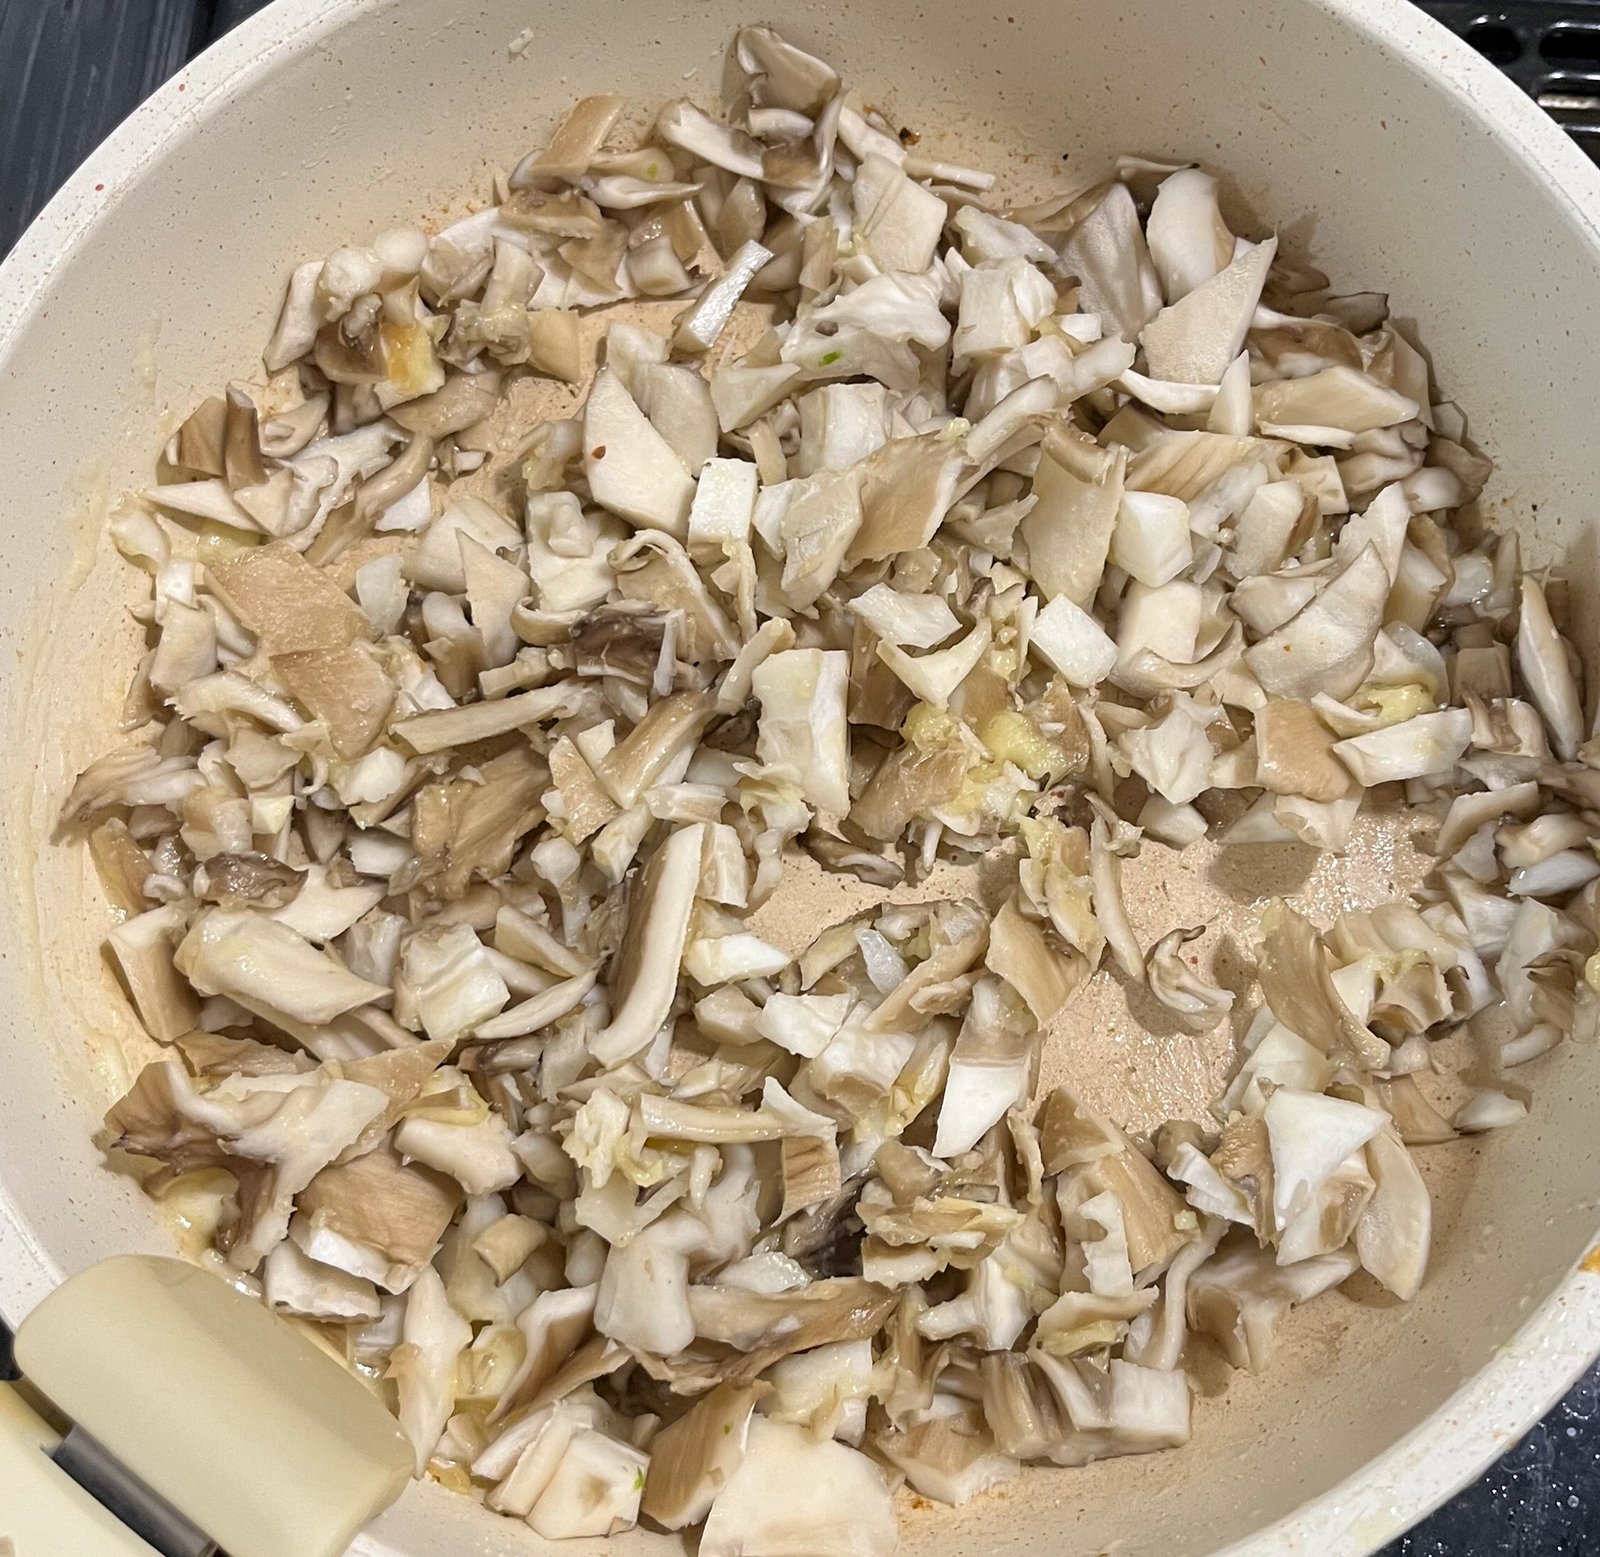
[
  {"x1": 1146, "y1": 167, "x2": 1233, "y2": 301},
  {"x1": 583, "y1": 368, "x2": 697, "y2": 537},
  {"x1": 1141, "y1": 238, "x2": 1276, "y2": 385},
  {"x1": 1244, "y1": 545, "x2": 1391, "y2": 701},
  {"x1": 1188, "y1": 1240, "x2": 1358, "y2": 1373},
  {"x1": 762, "y1": 1339, "x2": 871, "y2": 1443},
  {"x1": 392, "y1": 1266, "x2": 472, "y2": 1475},
  {"x1": 292, "y1": 1142, "x2": 463, "y2": 1293},
  {"x1": 641, "y1": 1381, "x2": 766, "y2": 1528},
  {"x1": 698, "y1": 1418, "x2": 897, "y2": 1557},
  {"x1": 104, "y1": 1061, "x2": 389, "y2": 1272},
  {"x1": 591, "y1": 823, "x2": 704, "y2": 1064},
  {"x1": 877, "y1": 1399, "x2": 1020, "y2": 1505},
  {"x1": 1146, "y1": 927, "x2": 1234, "y2": 1033},
  {"x1": 1356, "y1": 1124, "x2": 1431, "y2": 1300},
  {"x1": 74, "y1": 27, "x2": 1590, "y2": 1555},
  {"x1": 394, "y1": 1105, "x2": 520, "y2": 1197},
  {"x1": 753, "y1": 649, "x2": 850, "y2": 817},
  {"x1": 263, "y1": 1239, "x2": 382, "y2": 1323},
  {"x1": 107, "y1": 905, "x2": 200, "y2": 1041},
  {"x1": 524, "y1": 1426, "x2": 649, "y2": 1539},
  {"x1": 1516, "y1": 576, "x2": 1583, "y2": 760}
]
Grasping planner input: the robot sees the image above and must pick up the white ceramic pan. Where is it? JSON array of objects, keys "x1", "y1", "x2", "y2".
[{"x1": 4, "y1": 1, "x2": 1600, "y2": 1552}]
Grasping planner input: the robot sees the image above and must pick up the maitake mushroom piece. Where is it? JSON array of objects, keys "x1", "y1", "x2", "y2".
[{"x1": 69, "y1": 20, "x2": 1595, "y2": 1555}]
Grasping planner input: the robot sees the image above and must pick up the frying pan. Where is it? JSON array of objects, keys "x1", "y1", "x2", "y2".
[{"x1": 3, "y1": 1, "x2": 1600, "y2": 1552}]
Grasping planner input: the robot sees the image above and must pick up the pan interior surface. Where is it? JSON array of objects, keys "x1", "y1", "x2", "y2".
[{"x1": 1, "y1": 2, "x2": 1599, "y2": 1554}]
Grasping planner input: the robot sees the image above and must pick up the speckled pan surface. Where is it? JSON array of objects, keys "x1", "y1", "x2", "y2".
[{"x1": 3, "y1": 0, "x2": 1600, "y2": 1552}]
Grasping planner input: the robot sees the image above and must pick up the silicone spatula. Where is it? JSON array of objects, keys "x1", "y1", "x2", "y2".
[{"x1": 3, "y1": 1255, "x2": 412, "y2": 1557}]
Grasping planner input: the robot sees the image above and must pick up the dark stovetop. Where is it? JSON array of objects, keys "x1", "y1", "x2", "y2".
[{"x1": 1, "y1": 0, "x2": 1598, "y2": 1550}]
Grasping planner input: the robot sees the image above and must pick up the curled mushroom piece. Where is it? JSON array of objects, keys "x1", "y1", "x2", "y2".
[
  {"x1": 73, "y1": 22, "x2": 1599, "y2": 1553},
  {"x1": 1146, "y1": 928, "x2": 1234, "y2": 1033}
]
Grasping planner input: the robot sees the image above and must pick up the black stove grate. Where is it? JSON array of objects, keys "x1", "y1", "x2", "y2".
[{"x1": 1418, "y1": 1, "x2": 1600, "y2": 155}]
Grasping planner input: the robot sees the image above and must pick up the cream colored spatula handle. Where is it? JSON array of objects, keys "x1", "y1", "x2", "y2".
[
  {"x1": 0, "y1": 1383, "x2": 167, "y2": 1557},
  {"x1": 13, "y1": 1256, "x2": 412, "y2": 1557}
]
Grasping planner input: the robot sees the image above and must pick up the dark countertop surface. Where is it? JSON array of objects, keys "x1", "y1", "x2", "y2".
[{"x1": 2, "y1": 0, "x2": 1597, "y2": 1550}]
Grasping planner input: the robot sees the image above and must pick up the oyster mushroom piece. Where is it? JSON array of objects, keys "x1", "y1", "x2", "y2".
[
  {"x1": 1244, "y1": 544, "x2": 1391, "y2": 702},
  {"x1": 103, "y1": 1060, "x2": 388, "y2": 1272},
  {"x1": 590, "y1": 824, "x2": 706, "y2": 1066},
  {"x1": 1146, "y1": 927, "x2": 1234, "y2": 1033},
  {"x1": 851, "y1": 153, "x2": 947, "y2": 273},
  {"x1": 656, "y1": 98, "x2": 767, "y2": 178},
  {"x1": 1019, "y1": 428, "x2": 1127, "y2": 609},
  {"x1": 1515, "y1": 575, "x2": 1584, "y2": 760},
  {"x1": 641, "y1": 1382, "x2": 768, "y2": 1529},
  {"x1": 753, "y1": 648, "x2": 851, "y2": 817},
  {"x1": 674, "y1": 239, "x2": 774, "y2": 354},
  {"x1": 175, "y1": 908, "x2": 389, "y2": 1027},
  {"x1": 107, "y1": 904, "x2": 200, "y2": 1042},
  {"x1": 1057, "y1": 181, "x2": 1163, "y2": 341},
  {"x1": 1145, "y1": 166, "x2": 1234, "y2": 301},
  {"x1": 698, "y1": 1419, "x2": 897, "y2": 1557},
  {"x1": 291, "y1": 1142, "x2": 463, "y2": 1294},
  {"x1": 391, "y1": 1265, "x2": 471, "y2": 1476},
  {"x1": 582, "y1": 368, "x2": 697, "y2": 537},
  {"x1": 1140, "y1": 237, "x2": 1276, "y2": 385}
]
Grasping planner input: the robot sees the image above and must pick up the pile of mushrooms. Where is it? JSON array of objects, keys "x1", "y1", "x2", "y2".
[{"x1": 63, "y1": 24, "x2": 1600, "y2": 1549}]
